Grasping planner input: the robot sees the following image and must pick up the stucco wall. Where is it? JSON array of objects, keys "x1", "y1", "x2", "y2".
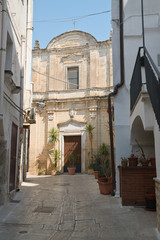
[
  {"x1": 112, "y1": 0, "x2": 160, "y2": 197},
  {"x1": 0, "y1": 0, "x2": 33, "y2": 204}
]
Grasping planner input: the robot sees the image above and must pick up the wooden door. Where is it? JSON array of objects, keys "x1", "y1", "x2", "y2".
[
  {"x1": 9, "y1": 123, "x2": 18, "y2": 192},
  {"x1": 64, "y1": 136, "x2": 81, "y2": 172}
]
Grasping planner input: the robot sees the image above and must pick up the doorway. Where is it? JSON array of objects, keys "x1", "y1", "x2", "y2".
[{"x1": 64, "y1": 136, "x2": 81, "y2": 172}]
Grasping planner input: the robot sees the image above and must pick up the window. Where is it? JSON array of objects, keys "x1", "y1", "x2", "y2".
[
  {"x1": 67, "y1": 67, "x2": 79, "y2": 89},
  {"x1": 5, "y1": 33, "x2": 13, "y2": 71}
]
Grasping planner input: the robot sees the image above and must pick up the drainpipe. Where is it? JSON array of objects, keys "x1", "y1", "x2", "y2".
[
  {"x1": 108, "y1": 0, "x2": 124, "y2": 195},
  {"x1": 25, "y1": 0, "x2": 33, "y2": 110},
  {"x1": 16, "y1": 35, "x2": 25, "y2": 190},
  {"x1": 0, "y1": 0, "x2": 6, "y2": 132}
]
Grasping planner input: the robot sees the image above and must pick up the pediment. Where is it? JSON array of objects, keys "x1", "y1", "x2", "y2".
[
  {"x1": 58, "y1": 119, "x2": 86, "y2": 132},
  {"x1": 47, "y1": 30, "x2": 97, "y2": 50},
  {"x1": 61, "y1": 54, "x2": 83, "y2": 63}
]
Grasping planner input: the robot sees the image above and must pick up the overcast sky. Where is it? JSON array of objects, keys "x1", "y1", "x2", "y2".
[{"x1": 32, "y1": 0, "x2": 111, "y2": 49}]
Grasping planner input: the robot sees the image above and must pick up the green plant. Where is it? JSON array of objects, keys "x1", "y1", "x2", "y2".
[
  {"x1": 92, "y1": 153, "x2": 101, "y2": 172},
  {"x1": 121, "y1": 157, "x2": 128, "y2": 167},
  {"x1": 98, "y1": 143, "x2": 111, "y2": 177},
  {"x1": 48, "y1": 128, "x2": 60, "y2": 172},
  {"x1": 38, "y1": 169, "x2": 46, "y2": 175},
  {"x1": 121, "y1": 157, "x2": 128, "y2": 161},
  {"x1": 135, "y1": 139, "x2": 146, "y2": 159},
  {"x1": 67, "y1": 154, "x2": 76, "y2": 167},
  {"x1": 51, "y1": 149, "x2": 61, "y2": 170},
  {"x1": 49, "y1": 128, "x2": 59, "y2": 144},
  {"x1": 135, "y1": 139, "x2": 150, "y2": 165},
  {"x1": 88, "y1": 162, "x2": 94, "y2": 169},
  {"x1": 86, "y1": 124, "x2": 95, "y2": 165}
]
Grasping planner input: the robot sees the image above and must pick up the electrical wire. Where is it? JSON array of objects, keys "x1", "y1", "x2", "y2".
[
  {"x1": 113, "y1": 13, "x2": 159, "y2": 26},
  {"x1": 32, "y1": 10, "x2": 111, "y2": 24},
  {"x1": 3, "y1": 92, "x2": 26, "y2": 115},
  {"x1": 32, "y1": 68, "x2": 79, "y2": 88}
]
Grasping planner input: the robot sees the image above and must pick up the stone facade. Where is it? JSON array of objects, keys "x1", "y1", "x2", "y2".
[{"x1": 29, "y1": 30, "x2": 113, "y2": 174}]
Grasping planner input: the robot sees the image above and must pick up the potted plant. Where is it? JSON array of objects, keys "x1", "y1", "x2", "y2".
[
  {"x1": 97, "y1": 143, "x2": 113, "y2": 195},
  {"x1": 87, "y1": 152, "x2": 94, "y2": 174},
  {"x1": 88, "y1": 162, "x2": 94, "y2": 175},
  {"x1": 48, "y1": 127, "x2": 59, "y2": 174},
  {"x1": 121, "y1": 157, "x2": 128, "y2": 167},
  {"x1": 86, "y1": 124, "x2": 95, "y2": 172},
  {"x1": 92, "y1": 153, "x2": 101, "y2": 179},
  {"x1": 139, "y1": 158, "x2": 150, "y2": 166},
  {"x1": 67, "y1": 154, "x2": 76, "y2": 175},
  {"x1": 128, "y1": 153, "x2": 138, "y2": 167},
  {"x1": 50, "y1": 149, "x2": 61, "y2": 175},
  {"x1": 38, "y1": 169, "x2": 46, "y2": 175},
  {"x1": 150, "y1": 157, "x2": 156, "y2": 166},
  {"x1": 135, "y1": 139, "x2": 150, "y2": 166}
]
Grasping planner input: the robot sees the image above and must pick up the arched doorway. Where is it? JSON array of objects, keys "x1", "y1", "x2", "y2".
[{"x1": 131, "y1": 116, "x2": 155, "y2": 159}]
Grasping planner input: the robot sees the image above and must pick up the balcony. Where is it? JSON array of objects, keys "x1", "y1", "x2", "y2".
[
  {"x1": 4, "y1": 70, "x2": 21, "y2": 94},
  {"x1": 130, "y1": 47, "x2": 160, "y2": 130}
]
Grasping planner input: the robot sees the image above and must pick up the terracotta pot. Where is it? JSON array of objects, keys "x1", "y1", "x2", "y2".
[
  {"x1": 150, "y1": 158, "x2": 156, "y2": 166},
  {"x1": 94, "y1": 171, "x2": 99, "y2": 179},
  {"x1": 97, "y1": 179, "x2": 113, "y2": 195},
  {"x1": 108, "y1": 177, "x2": 112, "y2": 183},
  {"x1": 88, "y1": 169, "x2": 94, "y2": 175},
  {"x1": 121, "y1": 161, "x2": 128, "y2": 167},
  {"x1": 145, "y1": 192, "x2": 156, "y2": 211},
  {"x1": 128, "y1": 157, "x2": 138, "y2": 167},
  {"x1": 51, "y1": 170, "x2": 57, "y2": 176},
  {"x1": 98, "y1": 177, "x2": 108, "y2": 182},
  {"x1": 67, "y1": 167, "x2": 76, "y2": 175},
  {"x1": 141, "y1": 159, "x2": 149, "y2": 167}
]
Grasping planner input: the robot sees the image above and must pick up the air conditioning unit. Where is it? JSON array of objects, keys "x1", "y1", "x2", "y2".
[
  {"x1": 28, "y1": 108, "x2": 36, "y2": 123},
  {"x1": 24, "y1": 108, "x2": 36, "y2": 124}
]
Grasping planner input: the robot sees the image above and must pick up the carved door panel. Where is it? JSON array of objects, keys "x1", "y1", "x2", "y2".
[
  {"x1": 9, "y1": 123, "x2": 18, "y2": 192},
  {"x1": 64, "y1": 136, "x2": 81, "y2": 172}
]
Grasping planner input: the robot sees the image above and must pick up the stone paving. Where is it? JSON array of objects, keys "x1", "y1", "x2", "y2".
[{"x1": 0, "y1": 174, "x2": 159, "y2": 240}]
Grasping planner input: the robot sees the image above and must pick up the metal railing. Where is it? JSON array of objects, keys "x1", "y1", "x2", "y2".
[
  {"x1": 144, "y1": 51, "x2": 160, "y2": 128},
  {"x1": 130, "y1": 46, "x2": 160, "y2": 128},
  {"x1": 130, "y1": 47, "x2": 143, "y2": 111}
]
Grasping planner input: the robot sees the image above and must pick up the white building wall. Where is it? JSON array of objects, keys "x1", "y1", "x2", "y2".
[
  {"x1": 112, "y1": 0, "x2": 160, "y2": 196},
  {"x1": 0, "y1": 0, "x2": 33, "y2": 204}
]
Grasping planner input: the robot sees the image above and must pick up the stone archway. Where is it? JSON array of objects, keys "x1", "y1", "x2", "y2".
[{"x1": 58, "y1": 119, "x2": 86, "y2": 173}]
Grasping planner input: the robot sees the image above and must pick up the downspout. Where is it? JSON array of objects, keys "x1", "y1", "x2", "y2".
[
  {"x1": 0, "y1": 0, "x2": 6, "y2": 131},
  {"x1": 108, "y1": 0, "x2": 124, "y2": 195},
  {"x1": 16, "y1": 36, "x2": 25, "y2": 190}
]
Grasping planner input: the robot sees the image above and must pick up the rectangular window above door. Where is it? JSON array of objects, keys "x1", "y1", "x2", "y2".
[{"x1": 67, "y1": 67, "x2": 79, "y2": 89}]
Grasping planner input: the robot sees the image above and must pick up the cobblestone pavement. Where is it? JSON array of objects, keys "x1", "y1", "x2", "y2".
[{"x1": 0, "y1": 174, "x2": 159, "y2": 240}]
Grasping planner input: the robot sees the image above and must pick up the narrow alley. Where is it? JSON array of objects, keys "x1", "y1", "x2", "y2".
[{"x1": 0, "y1": 174, "x2": 158, "y2": 240}]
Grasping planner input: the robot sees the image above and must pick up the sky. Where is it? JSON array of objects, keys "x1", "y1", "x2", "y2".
[{"x1": 32, "y1": 0, "x2": 111, "y2": 49}]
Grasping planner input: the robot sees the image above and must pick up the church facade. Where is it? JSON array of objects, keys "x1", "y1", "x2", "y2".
[{"x1": 29, "y1": 30, "x2": 113, "y2": 174}]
